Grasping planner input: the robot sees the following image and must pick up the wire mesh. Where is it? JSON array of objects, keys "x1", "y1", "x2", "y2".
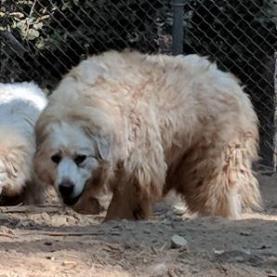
[
  {"x1": 181, "y1": 0, "x2": 276, "y2": 170},
  {"x1": 0, "y1": 0, "x2": 172, "y2": 88},
  {"x1": 0, "y1": 0, "x2": 276, "y2": 169}
]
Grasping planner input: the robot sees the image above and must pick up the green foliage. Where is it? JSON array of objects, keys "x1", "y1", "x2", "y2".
[{"x1": 0, "y1": 0, "x2": 170, "y2": 87}]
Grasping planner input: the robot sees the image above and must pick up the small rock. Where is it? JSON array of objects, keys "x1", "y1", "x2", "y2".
[
  {"x1": 110, "y1": 231, "x2": 121, "y2": 236},
  {"x1": 15, "y1": 220, "x2": 30, "y2": 228},
  {"x1": 240, "y1": 231, "x2": 251, "y2": 236},
  {"x1": 125, "y1": 225, "x2": 134, "y2": 231},
  {"x1": 173, "y1": 203, "x2": 187, "y2": 216},
  {"x1": 258, "y1": 244, "x2": 271, "y2": 250},
  {"x1": 214, "y1": 249, "x2": 264, "y2": 266},
  {"x1": 41, "y1": 212, "x2": 50, "y2": 221},
  {"x1": 143, "y1": 258, "x2": 148, "y2": 263},
  {"x1": 44, "y1": 241, "x2": 52, "y2": 246},
  {"x1": 146, "y1": 263, "x2": 168, "y2": 276},
  {"x1": 214, "y1": 249, "x2": 225, "y2": 255},
  {"x1": 170, "y1": 234, "x2": 188, "y2": 249},
  {"x1": 62, "y1": 260, "x2": 77, "y2": 266}
]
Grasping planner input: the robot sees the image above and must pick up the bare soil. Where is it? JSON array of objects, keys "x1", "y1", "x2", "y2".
[{"x1": 0, "y1": 173, "x2": 276, "y2": 277}]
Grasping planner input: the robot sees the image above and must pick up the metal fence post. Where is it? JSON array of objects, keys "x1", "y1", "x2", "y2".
[
  {"x1": 172, "y1": 0, "x2": 185, "y2": 55},
  {"x1": 273, "y1": 52, "x2": 277, "y2": 169}
]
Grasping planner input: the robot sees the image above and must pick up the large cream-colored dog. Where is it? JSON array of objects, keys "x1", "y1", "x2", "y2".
[
  {"x1": 0, "y1": 82, "x2": 47, "y2": 204},
  {"x1": 34, "y1": 50, "x2": 261, "y2": 220}
]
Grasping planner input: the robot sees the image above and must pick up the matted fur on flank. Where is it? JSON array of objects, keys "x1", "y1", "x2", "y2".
[
  {"x1": 34, "y1": 50, "x2": 261, "y2": 220},
  {"x1": 0, "y1": 82, "x2": 47, "y2": 205}
]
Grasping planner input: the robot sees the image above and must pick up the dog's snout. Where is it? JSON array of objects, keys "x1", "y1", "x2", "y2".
[{"x1": 59, "y1": 180, "x2": 74, "y2": 198}]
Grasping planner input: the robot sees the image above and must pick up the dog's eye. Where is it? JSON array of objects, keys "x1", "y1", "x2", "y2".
[
  {"x1": 74, "y1": 154, "x2": 87, "y2": 165},
  {"x1": 51, "y1": 154, "x2": 62, "y2": 164}
]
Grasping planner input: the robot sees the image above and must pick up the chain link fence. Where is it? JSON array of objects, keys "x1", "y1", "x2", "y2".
[{"x1": 0, "y1": 0, "x2": 276, "y2": 170}]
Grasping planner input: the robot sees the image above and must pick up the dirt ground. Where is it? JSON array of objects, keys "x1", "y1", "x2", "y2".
[{"x1": 0, "y1": 173, "x2": 276, "y2": 277}]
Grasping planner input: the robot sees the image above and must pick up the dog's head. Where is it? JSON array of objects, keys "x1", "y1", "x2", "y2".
[{"x1": 34, "y1": 120, "x2": 113, "y2": 207}]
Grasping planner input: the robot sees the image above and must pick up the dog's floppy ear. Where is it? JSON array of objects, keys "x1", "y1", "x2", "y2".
[
  {"x1": 93, "y1": 135, "x2": 111, "y2": 161},
  {"x1": 83, "y1": 126, "x2": 112, "y2": 160}
]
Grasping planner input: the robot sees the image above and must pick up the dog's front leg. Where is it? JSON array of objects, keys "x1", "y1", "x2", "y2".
[{"x1": 104, "y1": 181, "x2": 153, "y2": 221}]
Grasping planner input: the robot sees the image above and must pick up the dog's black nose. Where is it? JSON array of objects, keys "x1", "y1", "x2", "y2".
[{"x1": 59, "y1": 180, "x2": 74, "y2": 199}]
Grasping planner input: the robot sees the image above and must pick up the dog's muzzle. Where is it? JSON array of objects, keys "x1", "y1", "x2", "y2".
[{"x1": 58, "y1": 180, "x2": 81, "y2": 206}]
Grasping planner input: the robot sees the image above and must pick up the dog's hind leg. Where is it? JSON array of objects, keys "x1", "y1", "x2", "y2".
[{"x1": 170, "y1": 136, "x2": 261, "y2": 219}]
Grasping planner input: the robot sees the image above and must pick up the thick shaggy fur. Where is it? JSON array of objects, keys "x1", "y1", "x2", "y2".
[
  {"x1": 34, "y1": 50, "x2": 261, "y2": 220},
  {"x1": 0, "y1": 82, "x2": 47, "y2": 204}
]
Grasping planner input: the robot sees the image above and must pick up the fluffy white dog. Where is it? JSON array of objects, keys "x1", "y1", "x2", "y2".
[
  {"x1": 34, "y1": 50, "x2": 261, "y2": 220},
  {"x1": 0, "y1": 81, "x2": 47, "y2": 204}
]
